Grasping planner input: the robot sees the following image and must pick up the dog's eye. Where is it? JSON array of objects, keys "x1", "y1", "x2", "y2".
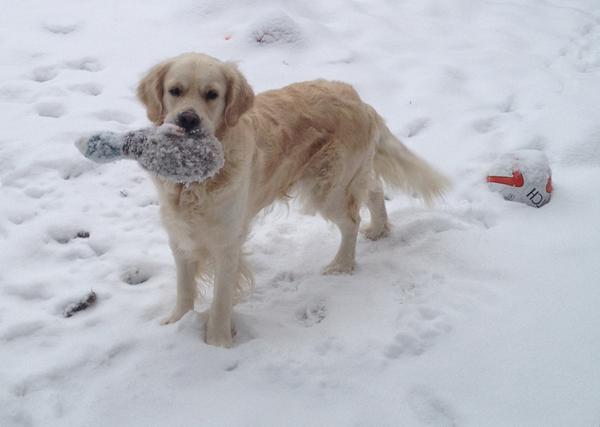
[
  {"x1": 205, "y1": 90, "x2": 219, "y2": 101},
  {"x1": 169, "y1": 87, "x2": 181, "y2": 97}
]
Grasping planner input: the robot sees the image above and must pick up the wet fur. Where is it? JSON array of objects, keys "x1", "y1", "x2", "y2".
[{"x1": 137, "y1": 53, "x2": 449, "y2": 347}]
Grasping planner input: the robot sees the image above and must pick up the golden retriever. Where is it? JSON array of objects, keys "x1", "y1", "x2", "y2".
[{"x1": 137, "y1": 52, "x2": 448, "y2": 347}]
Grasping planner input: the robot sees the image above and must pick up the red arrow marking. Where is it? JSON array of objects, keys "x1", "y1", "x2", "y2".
[
  {"x1": 546, "y1": 176, "x2": 553, "y2": 193},
  {"x1": 486, "y1": 169, "x2": 524, "y2": 187}
]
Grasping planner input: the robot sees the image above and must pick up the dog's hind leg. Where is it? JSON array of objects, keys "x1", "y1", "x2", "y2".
[
  {"x1": 322, "y1": 188, "x2": 362, "y2": 275},
  {"x1": 323, "y1": 214, "x2": 360, "y2": 274},
  {"x1": 362, "y1": 176, "x2": 390, "y2": 240}
]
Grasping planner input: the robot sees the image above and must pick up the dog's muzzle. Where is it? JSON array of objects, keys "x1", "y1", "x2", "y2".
[{"x1": 177, "y1": 110, "x2": 201, "y2": 132}]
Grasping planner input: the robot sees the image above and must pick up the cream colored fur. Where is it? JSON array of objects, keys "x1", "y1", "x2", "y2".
[{"x1": 137, "y1": 53, "x2": 449, "y2": 347}]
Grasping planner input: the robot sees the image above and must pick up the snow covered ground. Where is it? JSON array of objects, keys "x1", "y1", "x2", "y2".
[{"x1": 1, "y1": 0, "x2": 600, "y2": 425}]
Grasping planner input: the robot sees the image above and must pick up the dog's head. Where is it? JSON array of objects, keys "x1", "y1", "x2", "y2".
[{"x1": 137, "y1": 53, "x2": 254, "y2": 137}]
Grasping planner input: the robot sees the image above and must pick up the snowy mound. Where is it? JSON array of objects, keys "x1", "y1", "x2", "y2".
[
  {"x1": 75, "y1": 124, "x2": 224, "y2": 183},
  {"x1": 249, "y1": 14, "x2": 303, "y2": 45}
]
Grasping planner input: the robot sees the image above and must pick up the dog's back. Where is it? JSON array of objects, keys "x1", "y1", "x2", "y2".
[
  {"x1": 246, "y1": 80, "x2": 378, "y2": 214},
  {"x1": 246, "y1": 79, "x2": 447, "y2": 215}
]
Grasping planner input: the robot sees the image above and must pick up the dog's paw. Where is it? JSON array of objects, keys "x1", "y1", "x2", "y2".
[
  {"x1": 205, "y1": 332, "x2": 233, "y2": 348},
  {"x1": 322, "y1": 260, "x2": 355, "y2": 275},
  {"x1": 205, "y1": 320, "x2": 234, "y2": 348},
  {"x1": 361, "y1": 224, "x2": 390, "y2": 241},
  {"x1": 160, "y1": 305, "x2": 192, "y2": 325}
]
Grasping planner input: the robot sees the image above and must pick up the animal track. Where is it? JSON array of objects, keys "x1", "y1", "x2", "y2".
[
  {"x1": 24, "y1": 186, "x2": 48, "y2": 199},
  {"x1": 252, "y1": 270, "x2": 303, "y2": 304},
  {"x1": 555, "y1": 20, "x2": 600, "y2": 73},
  {"x1": 64, "y1": 57, "x2": 103, "y2": 72},
  {"x1": 58, "y1": 159, "x2": 96, "y2": 180},
  {"x1": 69, "y1": 82, "x2": 103, "y2": 96},
  {"x1": 498, "y1": 94, "x2": 516, "y2": 113},
  {"x1": 408, "y1": 386, "x2": 459, "y2": 426},
  {"x1": 121, "y1": 266, "x2": 151, "y2": 285},
  {"x1": 385, "y1": 269, "x2": 456, "y2": 360},
  {"x1": 6, "y1": 209, "x2": 37, "y2": 225},
  {"x1": 472, "y1": 117, "x2": 497, "y2": 134},
  {"x1": 573, "y1": 22, "x2": 600, "y2": 72},
  {"x1": 30, "y1": 66, "x2": 58, "y2": 82},
  {"x1": 268, "y1": 270, "x2": 298, "y2": 289},
  {"x1": 43, "y1": 22, "x2": 78, "y2": 35},
  {"x1": 385, "y1": 333, "x2": 426, "y2": 357},
  {"x1": 295, "y1": 298, "x2": 327, "y2": 326},
  {"x1": 28, "y1": 57, "x2": 101, "y2": 88},
  {"x1": 48, "y1": 226, "x2": 90, "y2": 244},
  {"x1": 35, "y1": 102, "x2": 66, "y2": 118},
  {"x1": 418, "y1": 306, "x2": 440, "y2": 320}
]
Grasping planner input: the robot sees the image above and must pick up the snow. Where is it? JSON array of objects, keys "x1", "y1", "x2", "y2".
[{"x1": 1, "y1": 0, "x2": 600, "y2": 426}]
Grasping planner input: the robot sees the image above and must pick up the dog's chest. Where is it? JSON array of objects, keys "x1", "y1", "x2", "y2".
[{"x1": 153, "y1": 178, "x2": 237, "y2": 252}]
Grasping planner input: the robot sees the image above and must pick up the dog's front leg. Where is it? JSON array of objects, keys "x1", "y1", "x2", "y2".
[
  {"x1": 206, "y1": 245, "x2": 239, "y2": 347},
  {"x1": 161, "y1": 245, "x2": 197, "y2": 325}
]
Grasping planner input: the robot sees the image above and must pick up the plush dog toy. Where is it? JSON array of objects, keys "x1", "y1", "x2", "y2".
[{"x1": 75, "y1": 124, "x2": 224, "y2": 183}]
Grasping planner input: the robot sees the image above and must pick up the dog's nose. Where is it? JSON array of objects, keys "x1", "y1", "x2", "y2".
[{"x1": 177, "y1": 110, "x2": 200, "y2": 131}]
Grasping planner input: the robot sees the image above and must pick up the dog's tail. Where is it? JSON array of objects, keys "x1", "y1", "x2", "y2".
[{"x1": 373, "y1": 115, "x2": 450, "y2": 204}]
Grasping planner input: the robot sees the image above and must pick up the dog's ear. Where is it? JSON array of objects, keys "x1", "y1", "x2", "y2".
[
  {"x1": 137, "y1": 60, "x2": 173, "y2": 125},
  {"x1": 223, "y1": 62, "x2": 254, "y2": 128}
]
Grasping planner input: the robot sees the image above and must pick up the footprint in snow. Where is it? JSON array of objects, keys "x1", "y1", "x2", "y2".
[
  {"x1": 121, "y1": 266, "x2": 152, "y2": 285},
  {"x1": 64, "y1": 57, "x2": 103, "y2": 72},
  {"x1": 385, "y1": 271, "x2": 455, "y2": 359},
  {"x1": 35, "y1": 101, "x2": 66, "y2": 118},
  {"x1": 30, "y1": 66, "x2": 59, "y2": 82},
  {"x1": 472, "y1": 117, "x2": 497, "y2": 134},
  {"x1": 418, "y1": 306, "x2": 441, "y2": 321},
  {"x1": 23, "y1": 186, "x2": 50, "y2": 199},
  {"x1": 384, "y1": 332, "x2": 426, "y2": 357},
  {"x1": 55, "y1": 159, "x2": 96, "y2": 180},
  {"x1": 68, "y1": 82, "x2": 103, "y2": 96},
  {"x1": 268, "y1": 270, "x2": 298, "y2": 289},
  {"x1": 48, "y1": 228, "x2": 90, "y2": 244},
  {"x1": 384, "y1": 316, "x2": 449, "y2": 359},
  {"x1": 498, "y1": 94, "x2": 516, "y2": 113},
  {"x1": 6, "y1": 209, "x2": 37, "y2": 226},
  {"x1": 28, "y1": 56, "x2": 102, "y2": 86},
  {"x1": 408, "y1": 386, "x2": 460, "y2": 427},
  {"x1": 43, "y1": 22, "x2": 78, "y2": 35},
  {"x1": 295, "y1": 298, "x2": 327, "y2": 326}
]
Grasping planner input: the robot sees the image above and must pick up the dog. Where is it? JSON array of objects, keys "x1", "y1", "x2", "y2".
[{"x1": 137, "y1": 52, "x2": 449, "y2": 347}]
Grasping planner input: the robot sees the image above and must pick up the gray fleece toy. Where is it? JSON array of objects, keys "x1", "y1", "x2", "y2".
[{"x1": 75, "y1": 124, "x2": 224, "y2": 183}]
